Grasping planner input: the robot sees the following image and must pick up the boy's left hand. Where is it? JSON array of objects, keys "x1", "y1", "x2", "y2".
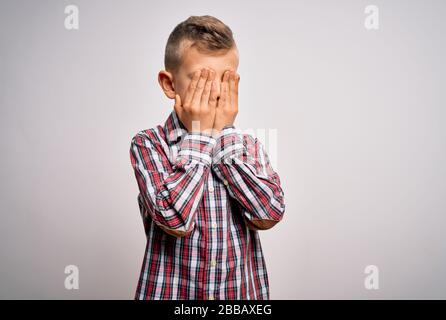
[{"x1": 213, "y1": 70, "x2": 240, "y2": 134}]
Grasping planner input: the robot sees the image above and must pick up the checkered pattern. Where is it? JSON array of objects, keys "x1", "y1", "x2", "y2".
[{"x1": 129, "y1": 110, "x2": 285, "y2": 300}]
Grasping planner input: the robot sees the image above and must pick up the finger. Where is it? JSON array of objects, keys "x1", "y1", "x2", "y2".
[
  {"x1": 191, "y1": 68, "x2": 209, "y2": 109},
  {"x1": 183, "y1": 69, "x2": 201, "y2": 108},
  {"x1": 209, "y1": 73, "x2": 218, "y2": 108},
  {"x1": 229, "y1": 70, "x2": 236, "y2": 93},
  {"x1": 230, "y1": 72, "x2": 239, "y2": 108},
  {"x1": 218, "y1": 70, "x2": 230, "y2": 108},
  {"x1": 201, "y1": 69, "x2": 215, "y2": 108}
]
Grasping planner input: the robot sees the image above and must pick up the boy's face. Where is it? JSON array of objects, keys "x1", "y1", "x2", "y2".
[{"x1": 159, "y1": 43, "x2": 239, "y2": 103}]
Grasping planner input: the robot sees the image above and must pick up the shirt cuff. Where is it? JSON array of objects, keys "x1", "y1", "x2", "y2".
[
  {"x1": 212, "y1": 126, "x2": 244, "y2": 164},
  {"x1": 177, "y1": 132, "x2": 217, "y2": 166}
]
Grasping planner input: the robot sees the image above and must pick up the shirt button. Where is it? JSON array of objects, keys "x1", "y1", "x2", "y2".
[
  {"x1": 208, "y1": 186, "x2": 214, "y2": 193},
  {"x1": 223, "y1": 179, "x2": 228, "y2": 186},
  {"x1": 209, "y1": 295, "x2": 214, "y2": 300},
  {"x1": 211, "y1": 260, "x2": 217, "y2": 267},
  {"x1": 211, "y1": 222, "x2": 217, "y2": 229}
]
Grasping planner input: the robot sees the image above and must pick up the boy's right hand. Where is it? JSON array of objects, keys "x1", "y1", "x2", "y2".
[{"x1": 174, "y1": 68, "x2": 218, "y2": 134}]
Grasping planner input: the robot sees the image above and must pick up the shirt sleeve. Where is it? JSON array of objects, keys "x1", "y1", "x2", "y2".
[
  {"x1": 130, "y1": 130, "x2": 216, "y2": 237},
  {"x1": 211, "y1": 126, "x2": 286, "y2": 231}
]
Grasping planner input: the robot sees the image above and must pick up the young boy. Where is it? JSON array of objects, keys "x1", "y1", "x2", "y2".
[{"x1": 129, "y1": 15, "x2": 285, "y2": 300}]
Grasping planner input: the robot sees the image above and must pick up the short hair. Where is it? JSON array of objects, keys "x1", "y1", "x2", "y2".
[{"x1": 164, "y1": 15, "x2": 236, "y2": 74}]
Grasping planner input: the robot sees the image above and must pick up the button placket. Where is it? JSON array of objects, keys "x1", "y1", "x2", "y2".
[{"x1": 206, "y1": 175, "x2": 218, "y2": 300}]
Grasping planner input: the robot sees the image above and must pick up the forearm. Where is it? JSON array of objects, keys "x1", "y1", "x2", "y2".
[
  {"x1": 211, "y1": 127, "x2": 285, "y2": 230},
  {"x1": 131, "y1": 131, "x2": 217, "y2": 237}
]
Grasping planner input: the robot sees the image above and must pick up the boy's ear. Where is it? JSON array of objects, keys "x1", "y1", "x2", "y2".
[{"x1": 158, "y1": 70, "x2": 176, "y2": 99}]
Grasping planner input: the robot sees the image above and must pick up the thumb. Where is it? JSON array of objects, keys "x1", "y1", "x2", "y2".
[{"x1": 173, "y1": 94, "x2": 182, "y2": 116}]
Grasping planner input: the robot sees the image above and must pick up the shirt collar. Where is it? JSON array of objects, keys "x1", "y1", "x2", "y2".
[{"x1": 164, "y1": 110, "x2": 188, "y2": 144}]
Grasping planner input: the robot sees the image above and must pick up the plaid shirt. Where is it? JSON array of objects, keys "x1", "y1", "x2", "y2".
[{"x1": 129, "y1": 110, "x2": 285, "y2": 300}]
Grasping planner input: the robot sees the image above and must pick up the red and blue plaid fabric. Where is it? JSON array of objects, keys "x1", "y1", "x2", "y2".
[{"x1": 129, "y1": 110, "x2": 285, "y2": 300}]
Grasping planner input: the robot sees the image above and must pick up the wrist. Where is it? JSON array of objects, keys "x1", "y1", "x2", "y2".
[
  {"x1": 212, "y1": 126, "x2": 244, "y2": 164},
  {"x1": 177, "y1": 132, "x2": 217, "y2": 166},
  {"x1": 213, "y1": 122, "x2": 235, "y2": 133}
]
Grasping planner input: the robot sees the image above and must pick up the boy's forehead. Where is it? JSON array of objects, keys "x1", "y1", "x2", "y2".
[{"x1": 181, "y1": 46, "x2": 239, "y2": 75}]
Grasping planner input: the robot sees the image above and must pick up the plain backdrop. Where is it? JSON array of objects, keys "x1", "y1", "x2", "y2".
[{"x1": 1, "y1": 0, "x2": 445, "y2": 299}]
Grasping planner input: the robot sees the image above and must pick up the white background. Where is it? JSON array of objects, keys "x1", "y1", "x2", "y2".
[{"x1": 0, "y1": 0, "x2": 445, "y2": 299}]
